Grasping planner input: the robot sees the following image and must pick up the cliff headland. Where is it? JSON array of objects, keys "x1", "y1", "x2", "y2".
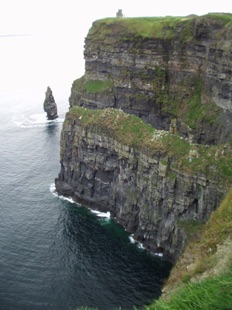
[{"x1": 55, "y1": 12, "x2": 232, "y2": 307}]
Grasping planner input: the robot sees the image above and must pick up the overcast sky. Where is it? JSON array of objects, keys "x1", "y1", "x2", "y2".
[
  {"x1": 0, "y1": 0, "x2": 231, "y2": 93},
  {"x1": 1, "y1": 0, "x2": 232, "y2": 36}
]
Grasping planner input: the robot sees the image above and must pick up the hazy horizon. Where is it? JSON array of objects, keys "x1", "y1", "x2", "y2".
[{"x1": 0, "y1": 0, "x2": 231, "y2": 101}]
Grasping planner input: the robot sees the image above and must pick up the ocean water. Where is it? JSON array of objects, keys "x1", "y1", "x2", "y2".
[{"x1": 0, "y1": 35, "x2": 171, "y2": 310}]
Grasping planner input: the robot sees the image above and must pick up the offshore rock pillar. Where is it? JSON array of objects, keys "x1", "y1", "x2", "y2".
[{"x1": 43, "y1": 86, "x2": 58, "y2": 120}]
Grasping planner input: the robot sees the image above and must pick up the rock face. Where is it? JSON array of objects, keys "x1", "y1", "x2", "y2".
[
  {"x1": 70, "y1": 14, "x2": 232, "y2": 145},
  {"x1": 56, "y1": 14, "x2": 232, "y2": 263},
  {"x1": 43, "y1": 86, "x2": 58, "y2": 120},
  {"x1": 55, "y1": 108, "x2": 228, "y2": 263}
]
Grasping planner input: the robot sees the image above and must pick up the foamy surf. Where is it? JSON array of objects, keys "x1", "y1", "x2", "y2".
[
  {"x1": 49, "y1": 183, "x2": 77, "y2": 204},
  {"x1": 129, "y1": 235, "x2": 145, "y2": 250},
  {"x1": 129, "y1": 235, "x2": 164, "y2": 256},
  {"x1": 49, "y1": 184, "x2": 111, "y2": 219},
  {"x1": 90, "y1": 209, "x2": 111, "y2": 218},
  {"x1": 12, "y1": 113, "x2": 64, "y2": 128}
]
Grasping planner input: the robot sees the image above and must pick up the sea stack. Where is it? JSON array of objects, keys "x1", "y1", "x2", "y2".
[{"x1": 43, "y1": 86, "x2": 58, "y2": 120}]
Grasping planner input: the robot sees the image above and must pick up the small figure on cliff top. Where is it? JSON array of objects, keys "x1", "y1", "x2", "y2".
[{"x1": 43, "y1": 86, "x2": 58, "y2": 120}]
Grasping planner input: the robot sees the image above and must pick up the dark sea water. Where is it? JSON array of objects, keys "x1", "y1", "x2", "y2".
[{"x1": 0, "y1": 35, "x2": 171, "y2": 310}]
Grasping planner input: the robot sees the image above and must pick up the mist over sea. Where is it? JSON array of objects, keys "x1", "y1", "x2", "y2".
[{"x1": 0, "y1": 35, "x2": 171, "y2": 310}]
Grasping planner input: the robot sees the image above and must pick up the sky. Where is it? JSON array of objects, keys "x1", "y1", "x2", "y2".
[
  {"x1": 0, "y1": 0, "x2": 231, "y2": 36},
  {"x1": 0, "y1": 0, "x2": 231, "y2": 97}
]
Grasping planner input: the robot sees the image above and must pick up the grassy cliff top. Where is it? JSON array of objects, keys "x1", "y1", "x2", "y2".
[
  {"x1": 66, "y1": 106, "x2": 232, "y2": 185},
  {"x1": 87, "y1": 13, "x2": 232, "y2": 42}
]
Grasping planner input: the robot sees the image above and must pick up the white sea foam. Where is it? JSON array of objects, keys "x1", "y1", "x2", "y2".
[
  {"x1": 90, "y1": 209, "x2": 111, "y2": 218},
  {"x1": 129, "y1": 235, "x2": 145, "y2": 249},
  {"x1": 49, "y1": 183, "x2": 76, "y2": 204},
  {"x1": 12, "y1": 113, "x2": 64, "y2": 128},
  {"x1": 49, "y1": 183, "x2": 57, "y2": 196},
  {"x1": 50, "y1": 184, "x2": 112, "y2": 218},
  {"x1": 129, "y1": 236, "x2": 136, "y2": 243},
  {"x1": 154, "y1": 252, "x2": 163, "y2": 257}
]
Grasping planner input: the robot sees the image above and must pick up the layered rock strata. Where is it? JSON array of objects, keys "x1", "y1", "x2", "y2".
[
  {"x1": 56, "y1": 14, "x2": 232, "y2": 263},
  {"x1": 55, "y1": 107, "x2": 229, "y2": 262},
  {"x1": 70, "y1": 14, "x2": 232, "y2": 145}
]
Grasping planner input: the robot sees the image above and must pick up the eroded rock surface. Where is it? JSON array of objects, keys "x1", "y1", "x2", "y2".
[
  {"x1": 70, "y1": 14, "x2": 232, "y2": 145},
  {"x1": 55, "y1": 109, "x2": 227, "y2": 262},
  {"x1": 56, "y1": 14, "x2": 232, "y2": 263},
  {"x1": 43, "y1": 86, "x2": 58, "y2": 120}
]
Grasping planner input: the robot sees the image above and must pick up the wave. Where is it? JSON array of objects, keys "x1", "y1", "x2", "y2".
[
  {"x1": 89, "y1": 209, "x2": 111, "y2": 218},
  {"x1": 49, "y1": 183, "x2": 77, "y2": 204},
  {"x1": 129, "y1": 235, "x2": 164, "y2": 257},
  {"x1": 49, "y1": 184, "x2": 110, "y2": 220},
  {"x1": 129, "y1": 235, "x2": 145, "y2": 250},
  {"x1": 12, "y1": 113, "x2": 64, "y2": 128}
]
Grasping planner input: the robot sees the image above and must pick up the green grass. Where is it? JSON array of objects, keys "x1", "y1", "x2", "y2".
[
  {"x1": 182, "y1": 79, "x2": 220, "y2": 129},
  {"x1": 65, "y1": 106, "x2": 232, "y2": 185},
  {"x1": 177, "y1": 219, "x2": 205, "y2": 241},
  {"x1": 199, "y1": 188, "x2": 232, "y2": 253},
  {"x1": 88, "y1": 16, "x2": 194, "y2": 41},
  {"x1": 85, "y1": 80, "x2": 114, "y2": 93},
  {"x1": 162, "y1": 188, "x2": 232, "y2": 290},
  {"x1": 71, "y1": 77, "x2": 114, "y2": 94},
  {"x1": 147, "y1": 187, "x2": 232, "y2": 309},
  {"x1": 76, "y1": 266, "x2": 232, "y2": 310},
  {"x1": 147, "y1": 265, "x2": 232, "y2": 310},
  {"x1": 88, "y1": 13, "x2": 232, "y2": 43},
  {"x1": 207, "y1": 13, "x2": 232, "y2": 25}
]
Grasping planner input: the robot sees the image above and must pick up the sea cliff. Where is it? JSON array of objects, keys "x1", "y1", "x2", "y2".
[
  {"x1": 56, "y1": 13, "x2": 232, "y2": 263},
  {"x1": 70, "y1": 14, "x2": 232, "y2": 145},
  {"x1": 55, "y1": 107, "x2": 231, "y2": 262}
]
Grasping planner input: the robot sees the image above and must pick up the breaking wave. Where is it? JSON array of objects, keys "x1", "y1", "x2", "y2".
[
  {"x1": 49, "y1": 183, "x2": 110, "y2": 220},
  {"x1": 12, "y1": 113, "x2": 64, "y2": 128},
  {"x1": 90, "y1": 209, "x2": 111, "y2": 218},
  {"x1": 49, "y1": 183, "x2": 77, "y2": 204},
  {"x1": 129, "y1": 235, "x2": 145, "y2": 250}
]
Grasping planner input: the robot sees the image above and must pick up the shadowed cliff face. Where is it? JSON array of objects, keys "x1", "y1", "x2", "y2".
[
  {"x1": 55, "y1": 108, "x2": 228, "y2": 262},
  {"x1": 70, "y1": 14, "x2": 232, "y2": 145}
]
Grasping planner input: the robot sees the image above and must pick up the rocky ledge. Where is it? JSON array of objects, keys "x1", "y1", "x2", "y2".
[{"x1": 70, "y1": 13, "x2": 232, "y2": 145}]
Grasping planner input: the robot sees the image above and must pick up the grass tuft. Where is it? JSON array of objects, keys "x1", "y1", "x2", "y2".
[{"x1": 148, "y1": 264, "x2": 232, "y2": 310}]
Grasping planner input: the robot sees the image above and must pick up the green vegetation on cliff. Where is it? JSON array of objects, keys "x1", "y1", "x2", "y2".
[
  {"x1": 69, "y1": 14, "x2": 232, "y2": 309},
  {"x1": 66, "y1": 106, "x2": 232, "y2": 185},
  {"x1": 149, "y1": 187, "x2": 232, "y2": 310},
  {"x1": 72, "y1": 76, "x2": 114, "y2": 94},
  {"x1": 74, "y1": 14, "x2": 232, "y2": 134},
  {"x1": 149, "y1": 267, "x2": 232, "y2": 310},
  {"x1": 88, "y1": 13, "x2": 232, "y2": 41}
]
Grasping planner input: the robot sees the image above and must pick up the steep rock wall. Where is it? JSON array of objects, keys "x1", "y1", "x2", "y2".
[
  {"x1": 55, "y1": 108, "x2": 228, "y2": 262},
  {"x1": 70, "y1": 14, "x2": 232, "y2": 145}
]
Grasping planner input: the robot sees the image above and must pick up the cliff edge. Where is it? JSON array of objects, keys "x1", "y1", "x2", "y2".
[
  {"x1": 70, "y1": 13, "x2": 232, "y2": 145},
  {"x1": 56, "y1": 14, "x2": 232, "y2": 264}
]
